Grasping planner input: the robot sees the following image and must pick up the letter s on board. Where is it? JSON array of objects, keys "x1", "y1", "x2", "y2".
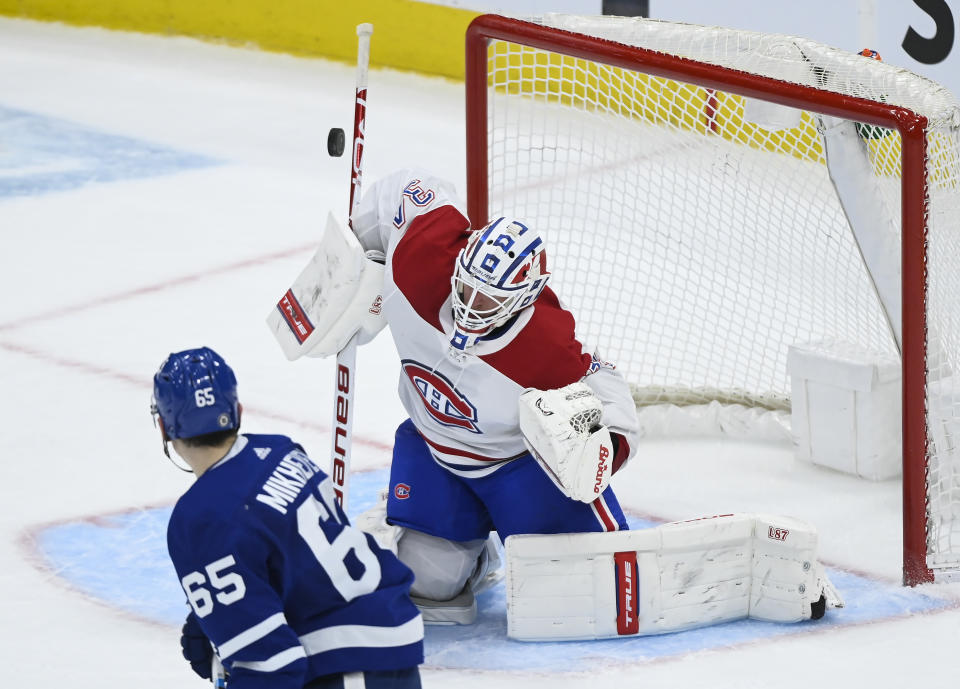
[{"x1": 903, "y1": 0, "x2": 955, "y2": 65}]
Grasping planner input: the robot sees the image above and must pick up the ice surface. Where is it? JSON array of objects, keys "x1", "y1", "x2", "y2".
[{"x1": 2, "y1": 16, "x2": 959, "y2": 688}]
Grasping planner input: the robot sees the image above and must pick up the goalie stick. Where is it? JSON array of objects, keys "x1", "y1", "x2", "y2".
[
  {"x1": 219, "y1": 27, "x2": 374, "y2": 689},
  {"x1": 329, "y1": 22, "x2": 374, "y2": 512}
]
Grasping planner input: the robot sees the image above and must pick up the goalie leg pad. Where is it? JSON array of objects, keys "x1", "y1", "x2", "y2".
[
  {"x1": 505, "y1": 513, "x2": 842, "y2": 641},
  {"x1": 398, "y1": 529, "x2": 488, "y2": 601},
  {"x1": 356, "y1": 494, "x2": 503, "y2": 625},
  {"x1": 354, "y1": 491, "x2": 404, "y2": 554},
  {"x1": 396, "y1": 529, "x2": 502, "y2": 625}
]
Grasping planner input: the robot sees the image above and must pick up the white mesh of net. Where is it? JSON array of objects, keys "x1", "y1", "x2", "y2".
[{"x1": 480, "y1": 15, "x2": 960, "y2": 575}]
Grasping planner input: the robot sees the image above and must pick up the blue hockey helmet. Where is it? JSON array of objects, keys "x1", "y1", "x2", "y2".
[{"x1": 151, "y1": 347, "x2": 239, "y2": 441}]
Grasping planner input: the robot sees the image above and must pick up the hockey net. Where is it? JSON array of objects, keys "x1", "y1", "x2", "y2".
[{"x1": 464, "y1": 14, "x2": 960, "y2": 585}]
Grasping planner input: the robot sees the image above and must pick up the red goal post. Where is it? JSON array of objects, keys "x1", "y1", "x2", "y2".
[{"x1": 465, "y1": 13, "x2": 960, "y2": 586}]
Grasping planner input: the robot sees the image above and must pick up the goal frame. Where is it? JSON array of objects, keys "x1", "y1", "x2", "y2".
[{"x1": 464, "y1": 13, "x2": 932, "y2": 586}]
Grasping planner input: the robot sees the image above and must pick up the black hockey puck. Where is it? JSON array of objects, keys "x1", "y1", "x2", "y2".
[{"x1": 327, "y1": 127, "x2": 346, "y2": 157}]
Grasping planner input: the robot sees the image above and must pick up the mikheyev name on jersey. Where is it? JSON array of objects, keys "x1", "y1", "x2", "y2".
[{"x1": 255, "y1": 449, "x2": 320, "y2": 514}]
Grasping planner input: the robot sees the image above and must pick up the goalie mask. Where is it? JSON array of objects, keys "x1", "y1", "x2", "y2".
[
  {"x1": 450, "y1": 216, "x2": 551, "y2": 350},
  {"x1": 151, "y1": 347, "x2": 240, "y2": 453}
]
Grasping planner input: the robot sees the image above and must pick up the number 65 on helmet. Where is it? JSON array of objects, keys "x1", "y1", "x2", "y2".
[{"x1": 151, "y1": 347, "x2": 240, "y2": 450}]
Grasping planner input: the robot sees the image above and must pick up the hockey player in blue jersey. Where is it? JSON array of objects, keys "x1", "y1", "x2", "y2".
[{"x1": 152, "y1": 346, "x2": 423, "y2": 688}]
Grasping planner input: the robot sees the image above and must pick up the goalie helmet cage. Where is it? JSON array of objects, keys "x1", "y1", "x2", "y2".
[{"x1": 464, "y1": 13, "x2": 960, "y2": 586}]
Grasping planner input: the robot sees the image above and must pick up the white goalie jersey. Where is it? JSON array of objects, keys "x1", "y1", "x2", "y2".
[{"x1": 350, "y1": 169, "x2": 640, "y2": 478}]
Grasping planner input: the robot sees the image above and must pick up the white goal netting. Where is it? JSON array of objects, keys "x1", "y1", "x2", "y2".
[{"x1": 470, "y1": 14, "x2": 960, "y2": 582}]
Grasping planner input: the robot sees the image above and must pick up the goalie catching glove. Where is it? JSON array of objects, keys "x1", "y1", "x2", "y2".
[{"x1": 518, "y1": 382, "x2": 614, "y2": 503}]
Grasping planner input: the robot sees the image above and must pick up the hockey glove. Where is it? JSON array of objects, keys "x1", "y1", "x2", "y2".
[
  {"x1": 518, "y1": 382, "x2": 614, "y2": 503},
  {"x1": 180, "y1": 612, "x2": 213, "y2": 680}
]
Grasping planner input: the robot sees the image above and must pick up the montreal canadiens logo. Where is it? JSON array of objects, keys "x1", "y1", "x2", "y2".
[
  {"x1": 401, "y1": 360, "x2": 481, "y2": 433},
  {"x1": 394, "y1": 483, "x2": 411, "y2": 500}
]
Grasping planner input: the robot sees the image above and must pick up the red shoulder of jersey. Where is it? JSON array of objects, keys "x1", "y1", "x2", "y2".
[
  {"x1": 392, "y1": 204, "x2": 470, "y2": 330},
  {"x1": 480, "y1": 287, "x2": 592, "y2": 389}
]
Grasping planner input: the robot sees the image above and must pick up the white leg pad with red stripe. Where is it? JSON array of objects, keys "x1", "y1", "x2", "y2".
[{"x1": 505, "y1": 513, "x2": 843, "y2": 641}]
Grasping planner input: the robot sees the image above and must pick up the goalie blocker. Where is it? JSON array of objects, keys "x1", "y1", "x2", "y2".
[
  {"x1": 267, "y1": 212, "x2": 386, "y2": 361},
  {"x1": 506, "y1": 513, "x2": 843, "y2": 641}
]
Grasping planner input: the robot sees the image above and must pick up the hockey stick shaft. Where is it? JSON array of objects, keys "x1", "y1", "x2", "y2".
[
  {"x1": 349, "y1": 23, "x2": 372, "y2": 217},
  {"x1": 330, "y1": 23, "x2": 373, "y2": 512},
  {"x1": 211, "y1": 652, "x2": 227, "y2": 688}
]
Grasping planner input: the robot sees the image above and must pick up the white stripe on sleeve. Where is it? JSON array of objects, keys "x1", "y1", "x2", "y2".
[
  {"x1": 217, "y1": 612, "x2": 287, "y2": 659},
  {"x1": 230, "y1": 646, "x2": 307, "y2": 673},
  {"x1": 299, "y1": 615, "x2": 424, "y2": 656}
]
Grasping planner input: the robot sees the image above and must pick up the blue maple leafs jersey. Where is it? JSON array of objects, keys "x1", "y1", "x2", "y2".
[{"x1": 167, "y1": 433, "x2": 423, "y2": 688}]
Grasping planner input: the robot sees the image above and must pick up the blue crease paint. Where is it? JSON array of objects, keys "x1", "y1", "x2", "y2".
[{"x1": 33, "y1": 468, "x2": 954, "y2": 672}]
